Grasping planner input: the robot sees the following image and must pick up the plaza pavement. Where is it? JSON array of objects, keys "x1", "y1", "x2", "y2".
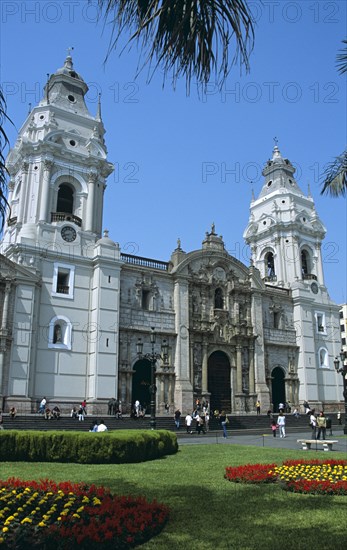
[{"x1": 177, "y1": 428, "x2": 347, "y2": 454}]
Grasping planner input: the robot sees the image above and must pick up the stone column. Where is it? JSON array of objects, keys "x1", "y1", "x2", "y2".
[
  {"x1": 17, "y1": 162, "x2": 29, "y2": 223},
  {"x1": 168, "y1": 373, "x2": 174, "y2": 407},
  {"x1": 0, "y1": 281, "x2": 11, "y2": 396},
  {"x1": 85, "y1": 171, "x2": 98, "y2": 232},
  {"x1": 202, "y1": 340, "x2": 208, "y2": 393},
  {"x1": 249, "y1": 344, "x2": 255, "y2": 394},
  {"x1": 126, "y1": 372, "x2": 132, "y2": 411},
  {"x1": 236, "y1": 344, "x2": 242, "y2": 393},
  {"x1": 39, "y1": 159, "x2": 53, "y2": 222},
  {"x1": 1, "y1": 281, "x2": 11, "y2": 330},
  {"x1": 315, "y1": 243, "x2": 325, "y2": 285}
]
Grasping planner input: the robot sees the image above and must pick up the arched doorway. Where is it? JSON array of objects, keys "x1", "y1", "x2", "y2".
[
  {"x1": 271, "y1": 367, "x2": 286, "y2": 412},
  {"x1": 208, "y1": 351, "x2": 231, "y2": 413},
  {"x1": 132, "y1": 359, "x2": 151, "y2": 411}
]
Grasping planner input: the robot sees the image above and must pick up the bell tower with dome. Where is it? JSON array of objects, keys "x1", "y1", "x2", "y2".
[
  {"x1": 0, "y1": 54, "x2": 122, "y2": 411},
  {"x1": 244, "y1": 145, "x2": 341, "y2": 405},
  {"x1": 2, "y1": 52, "x2": 113, "y2": 252}
]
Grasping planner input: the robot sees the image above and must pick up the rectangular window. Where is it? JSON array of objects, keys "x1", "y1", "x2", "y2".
[
  {"x1": 52, "y1": 263, "x2": 75, "y2": 299},
  {"x1": 315, "y1": 311, "x2": 326, "y2": 334},
  {"x1": 141, "y1": 290, "x2": 150, "y2": 310},
  {"x1": 273, "y1": 312, "x2": 280, "y2": 329}
]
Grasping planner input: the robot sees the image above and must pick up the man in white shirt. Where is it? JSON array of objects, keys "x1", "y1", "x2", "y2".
[
  {"x1": 185, "y1": 413, "x2": 193, "y2": 433},
  {"x1": 277, "y1": 412, "x2": 286, "y2": 438},
  {"x1": 39, "y1": 397, "x2": 46, "y2": 414},
  {"x1": 97, "y1": 419, "x2": 108, "y2": 432}
]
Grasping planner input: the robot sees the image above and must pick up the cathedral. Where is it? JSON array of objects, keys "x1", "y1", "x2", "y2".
[{"x1": 0, "y1": 55, "x2": 343, "y2": 415}]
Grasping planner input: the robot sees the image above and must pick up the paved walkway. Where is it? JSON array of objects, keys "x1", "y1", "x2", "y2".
[{"x1": 177, "y1": 428, "x2": 347, "y2": 453}]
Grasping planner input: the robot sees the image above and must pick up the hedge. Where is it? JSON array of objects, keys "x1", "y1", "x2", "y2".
[{"x1": 0, "y1": 430, "x2": 178, "y2": 464}]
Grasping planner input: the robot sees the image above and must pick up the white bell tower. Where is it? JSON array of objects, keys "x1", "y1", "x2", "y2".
[
  {"x1": 1, "y1": 55, "x2": 122, "y2": 410},
  {"x1": 244, "y1": 144, "x2": 326, "y2": 289},
  {"x1": 2, "y1": 53, "x2": 113, "y2": 256},
  {"x1": 244, "y1": 145, "x2": 342, "y2": 407}
]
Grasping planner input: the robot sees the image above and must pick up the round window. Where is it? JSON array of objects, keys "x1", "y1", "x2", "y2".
[
  {"x1": 69, "y1": 140, "x2": 76, "y2": 147},
  {"x1": 68, "y1": 95, "x2": 76, "y2": 103}
]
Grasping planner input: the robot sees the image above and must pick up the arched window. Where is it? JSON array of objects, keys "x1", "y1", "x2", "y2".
[
  {"x1": 214, "y1": 288, "x2": 224, "y2": 309},
  {"x1": 53, "y1": 324, "x2": 62, "y2": 344},
  {"x1": 48, "y1": 316, "x2": 72, "y2": 350},
  {"x1": 265, "y1": 252, "x2": 275, "y2": 278},
  {"x1": 57, "y1": 183, "x2": 74, "y2": 214},
  {"x1": 301, "y1": 249, "x2": 310, "y2": 276},
  {"x1": 318, "y1": 347, "x2": 329, "y2": 368}
]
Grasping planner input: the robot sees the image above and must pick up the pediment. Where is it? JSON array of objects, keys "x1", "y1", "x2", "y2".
[{"x1": 0, "y1": 254, "x2": 40, "y2": 283}]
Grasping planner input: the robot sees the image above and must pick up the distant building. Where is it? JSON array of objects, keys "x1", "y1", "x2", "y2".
[
  {"x1": 0, "y1": 56, "x2": 344, "y2": 414},
  {"x1": 340, "y1": 304, "x2": 347, "y2": 358}
]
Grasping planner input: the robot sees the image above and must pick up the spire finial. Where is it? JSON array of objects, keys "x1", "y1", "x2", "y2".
[
  {"x1": 96, "y1": 93, "x2": 102, "y2": 121},
  {"x1": 307, "y1": 182, "x2": 312, "y2": 197},
  {"x1": 272, "y1": 137, "x2": 282, "y2": 160},
  {"x1": 64, "y1": 47, "x2": 74, "y2": 70}
]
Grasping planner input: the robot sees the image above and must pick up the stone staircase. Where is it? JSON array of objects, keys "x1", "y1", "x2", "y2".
[{"x1": 2, "y1": 412, "x2": 340, "y2": 435}]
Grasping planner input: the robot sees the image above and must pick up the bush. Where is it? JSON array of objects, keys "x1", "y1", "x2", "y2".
[{"x1": 0, "y1": 430, "x2": 178, "y2": 464}]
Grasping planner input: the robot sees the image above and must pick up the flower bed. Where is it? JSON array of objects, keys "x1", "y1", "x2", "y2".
[
  {"x1": 225, "y1": 459, "x2": 347, "y2": 495},
  {"x1": 225, "y1": 463, "x2": 277, "y2": 484},
  {"x1": 0, "y1": 478, "x2": 169, "y2": 548}
]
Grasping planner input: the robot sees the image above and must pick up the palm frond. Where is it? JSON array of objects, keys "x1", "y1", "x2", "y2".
[
  {"x1": 320, "y1": 149, "x2": 347, "y2": 197},
  {"x1": 0, "y1": 88, "x2": 10, "y2": 231},
  {"x1": 97, "y1": 0, "x2": 255, "y2": 89},
  {"x1": 336, "y1": 39, "x2": 347, "y2": 74}
]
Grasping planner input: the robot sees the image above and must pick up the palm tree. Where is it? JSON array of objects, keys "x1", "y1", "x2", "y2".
[
  {"x1": 321, "y1": 40, "x2": 347, "y2": 197},
  {"x1": 97, "y1": 0, "x2": 254, "y2": 89},
  {"x1": 0, "y1": 88, "x2": 10, "y2": 231}
]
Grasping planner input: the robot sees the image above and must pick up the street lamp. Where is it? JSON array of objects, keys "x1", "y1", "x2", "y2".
[
  {"x1": 136, "y1": 327, "x2": 168, "y2": 430},
  {"x1": 334, "y1": 350, "x2": 347, "y2": 435}
]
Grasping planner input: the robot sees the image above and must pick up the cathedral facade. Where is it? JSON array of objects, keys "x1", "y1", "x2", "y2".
[{"x1": 0, "y1": 56, "x2": 343, "y2": 415}]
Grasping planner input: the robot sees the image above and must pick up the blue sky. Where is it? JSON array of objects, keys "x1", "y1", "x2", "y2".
[{"x1": 1, "y1": 1, "x2": 346, "y2": 303}]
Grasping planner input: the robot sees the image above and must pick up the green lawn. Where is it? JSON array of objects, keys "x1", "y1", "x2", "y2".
[{"x1": 1, "y1": 443, "x2": 347, "y2": 549}]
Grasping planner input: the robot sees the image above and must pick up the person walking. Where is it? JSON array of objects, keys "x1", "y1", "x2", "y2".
[
  {"x1": 316, "y1": 411, "x2": 327, "y2": 440},
  {"x1": 271, "y1": 419, "x2": 277, "y2": 437},
  {"x1": 309, "y1": 410, "x2": 317, "y2": 439},
  {"x1": 185, "y1": 412, "x2": 193, "y2": 433},
  {"x1": 277, "y1": 411, "x2": 286, "y2": 438},
  {"x1": 325, "y1": 415, "x2": 333, "y2": 436},
  {"x1": 38, "y1": 397, "x2": 46, "y2": 414},
  {"x1": 219, "y1": 410, "x2": 228, "y2": 438},
  {"x1": 0, "y1": 409, "x2": 4, "y2": 430},
  {"x1": 337, "y1": 411, "x2": 342, "y2": 425},
  {"x1": 174, "y1": 409, "x2": 181, "y2": 429},
  {"x1": 256, "y1": 400, "x2": 261, "y2": 416}
]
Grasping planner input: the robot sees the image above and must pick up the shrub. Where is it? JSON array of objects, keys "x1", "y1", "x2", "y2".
[{"x1": 0, "y1": 430, "x2": 178, "y2": 464}]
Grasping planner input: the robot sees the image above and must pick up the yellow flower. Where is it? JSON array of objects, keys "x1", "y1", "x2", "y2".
[
  {"x1": 21, "y1": 518, "x2": 32, "y2": 524},
  {"x1": 2, "y1": 528, "x2": 8, "y2": 533}
]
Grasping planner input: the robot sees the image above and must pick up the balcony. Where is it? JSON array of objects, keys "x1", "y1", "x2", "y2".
[
  {"x1": 263, "y1": 327, "x2": 297, "y2": 345},
  {"x1": 302, "y1": 273, "x2": 317, "y2": 281},
  {"x1": 51, "y1": 212, "x2": 82, "y2": 227},
  {"x1": 56, "y1": 285, "x2": 70, "y2": 294},
  {"x1": 121, "y1": 253, "x2": 169, "y2": 271},
  {"x1": 264, "y1": 275, "x2": 277, "y2": 282},
  {"x1": 7, "y1": 216, "x2": 17, "y2": 226}
]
